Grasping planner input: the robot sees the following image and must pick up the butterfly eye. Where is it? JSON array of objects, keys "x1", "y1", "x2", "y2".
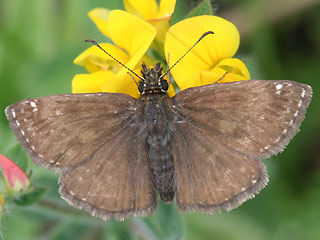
[
  {"x1": 138, "y1": 82, "x2": 145, "y2": 93},
  {"x1": 160, "y1": 79, "x2": 168, "y2": 91}
]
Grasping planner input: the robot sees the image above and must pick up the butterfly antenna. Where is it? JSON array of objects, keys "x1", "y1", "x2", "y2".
[
  {"x1": 85, "y1": 39, "x2": 145, "y2": 82},
  {"x1": 159, "y1": 31, "x2": 214, "y2": 79},
  {"x1": 214, "y1": 71, "x2": 228, "y2": 84}
]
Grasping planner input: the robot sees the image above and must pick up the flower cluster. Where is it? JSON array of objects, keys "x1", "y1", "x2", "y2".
[{"x1": 72, "y1": 0, "x2": 250, "y2": 97}]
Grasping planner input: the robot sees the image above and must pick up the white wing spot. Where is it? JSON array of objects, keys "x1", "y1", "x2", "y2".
[
  {"x1": 30, "y1": 102, "x2": 37, "y2": 108},
  {"x1": 283, "y1": 129, "x2": 288, "y2": 134},
  {"x1": 264, "y1": 145, "x2": 270, "y2": 150},
  {"x1": 276, "y1": 84, "x2": 283, "y2": 95},
  {"x1": 301, "y1": 88, "x2": 306, "y2": 98},
  {"x1": 241, "y1": 187, "x2": 246, "y2": 191},
  {"x1": 32, "y1": 108, "x2": 38, "y2": 112},
  {"x1": 21, "y1": 130, "x2": 25, "y2": 136},
  {"x1": 286, "y1": 108, "x2": 290, "y2": 113},
  {"x1": 39, "y1": 154, "x2": 43, "y2": 158},
  {"x1": 11, "y1": 109, "x2": 16, "y2": 118},
  {"x1": 289, "y1": 120, "x2": 294, "y2": 126},
  {"x1": 298, "y1": 100, "x2": 302, "y2": 107},
  {"x1": 276, "y1": 137, "x2": 281, "y2": 142},
  {"x1": 31, "y1": 146, "x2": 36, "y2": 151},
  {"x1": 252, "y1": 179, "x2": 257, "y2": 184},
  {"x1": 294, "y1": 111, "x2": 299, "y2": 117},
  {"x1": 276, "y1": 84, "x2": 283, "y2": 90}
]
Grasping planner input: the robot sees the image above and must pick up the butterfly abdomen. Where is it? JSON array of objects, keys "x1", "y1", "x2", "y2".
[{"x1": 141, "y1": 94, "x2": 175, "y2": 203}]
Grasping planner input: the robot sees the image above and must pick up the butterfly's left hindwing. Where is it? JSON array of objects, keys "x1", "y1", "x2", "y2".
[{"x1": 6, "y1": 93, "x2": 156, "y2": 220}]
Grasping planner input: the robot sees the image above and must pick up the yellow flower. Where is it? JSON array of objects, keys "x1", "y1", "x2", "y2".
[
  {"x1": 123, "y1": 0, "x2": 176, "y2": 21},
  {"x1": 72, "y1": 10, "x2": 157, "y2": 98},
  {"x1": 164, "y1": 15, "x2": 250, "y2": 90},
  {"x1": 90, "y1": 0, "x2": 176, "y2": 43}
]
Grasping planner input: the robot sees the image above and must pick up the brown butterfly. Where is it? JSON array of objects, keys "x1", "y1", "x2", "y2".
[{"x1": 5, "y1": 32, "x2": 312, "y2": 221}]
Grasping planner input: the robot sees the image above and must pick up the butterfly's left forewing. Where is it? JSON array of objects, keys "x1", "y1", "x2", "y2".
[
  {"x1": 172, "y1": 80, "x2": 312, "y2": 213},
  {"x1": 6, "y1": 93, "x2": 156, "y2": 220}
]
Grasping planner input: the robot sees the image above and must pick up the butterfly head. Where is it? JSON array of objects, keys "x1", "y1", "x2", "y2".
[{"x1": 138, "y1": 63, "x2": 169, "y2": 95}]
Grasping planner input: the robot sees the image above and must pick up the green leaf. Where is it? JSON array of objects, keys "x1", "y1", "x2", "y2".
[
  {"x1": 187, "y1": 0, "x2": 213, "y2": 18},
  {"x1": 14, "y1": 187, "x2": 47, "y2": 206},
  {"x1": 5, "y1": 144, "x2": 29, "y2": 171}
]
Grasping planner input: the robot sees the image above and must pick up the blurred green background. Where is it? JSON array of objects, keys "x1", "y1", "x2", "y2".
[{"x1": 1, "y1": 0, "x2": 320, "y2": 239}]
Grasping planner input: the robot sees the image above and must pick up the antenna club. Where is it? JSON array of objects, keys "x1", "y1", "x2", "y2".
[
  {"x1": 84, "y1": 39, "x2": 96, "y2": 44},
  {"x1": 200, "y1": 31, "x2": 214, "y2": 40}
]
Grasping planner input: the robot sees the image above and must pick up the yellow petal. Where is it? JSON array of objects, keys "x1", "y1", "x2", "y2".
[
  {"x1": 108, "y1": 10, "x2": 157, "y2": 76},
  {"x1": 101, "y1": 72, "x2": 140, "y2": 98},
  {"x1": 215, "y1": 58, "x2": 250, "y2": 80},
  {"x1": 123, "y1": 0, "x2": 158, "y2": 19},
  {"x1": 156, "y1": 0, "x2": 176, "y2": 20},
  {"x1": 74, "y1": 43, "x2": 130, "y2": 73},
  {"x1": 165, "y1": 15, "x2": 240, "y2": 88},
  {"x1": 179, "y1": 67, "x2": 248, "y2": 91},
  {"x1": 167, "y1": 84, "x2": 176, "y2": 97},
  {"x1": 152, "y1": 20, "x2": 170, "y2": 43},
  {"x1": 72, "y1": 71, "x2": 116, "y2": 93},
  {"x1": 88, "y1": 8, "x2": 110, "y2": 38}
]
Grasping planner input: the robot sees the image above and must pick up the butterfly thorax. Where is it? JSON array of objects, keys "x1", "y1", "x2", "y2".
[{"x1": 138, "y1": 63, "x2": 175, "y2": 203}]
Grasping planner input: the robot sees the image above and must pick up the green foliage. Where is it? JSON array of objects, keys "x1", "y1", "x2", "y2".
[
  {"x1": 0, "y1": 0, "x2": 320, "y2": 239},
  {"x1": 5, "y1": 144, "x2": 29, "y2": 171},
  {"x1": 187, "y1": 0, "x2": 213, "y2": 18},
  {"x1": 14, "y1": 187, "x2": 47, "y2": 206}
]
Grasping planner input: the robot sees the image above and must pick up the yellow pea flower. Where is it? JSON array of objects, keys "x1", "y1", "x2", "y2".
[
  {"x1": 164, "y1": 15, "x2": 250, "y2": 90},
  {"x1": 72, "y1": 10, "x2": 157, "y2": 98},
  {"x1": 90, "y1": 0, "x2": 176, "y2": 43}
]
